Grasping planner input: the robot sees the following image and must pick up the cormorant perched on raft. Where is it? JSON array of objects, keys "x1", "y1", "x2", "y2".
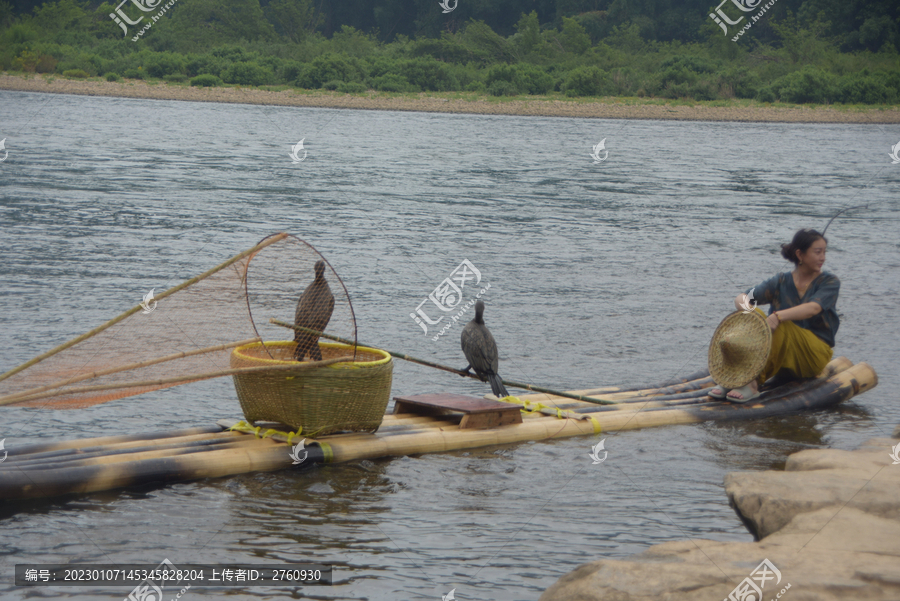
[
  {"x1": 460, "y1": 300, "x2": 510, "y2": 398},
  {"x1": 293, "y1": 260, "x2": 334, "y2": 361}
]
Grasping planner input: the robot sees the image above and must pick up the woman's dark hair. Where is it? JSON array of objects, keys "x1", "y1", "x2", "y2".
[{"x1": 781, "y1": 228, "x2": 827, "y2": 265}]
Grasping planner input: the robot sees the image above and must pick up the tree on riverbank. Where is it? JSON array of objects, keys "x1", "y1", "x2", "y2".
[{"x1": 0, "y1": 0, "x2": 898, "y2": 104}]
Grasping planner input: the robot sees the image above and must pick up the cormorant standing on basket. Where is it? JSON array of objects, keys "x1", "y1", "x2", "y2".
[
  {"x1": 293, "y1": 260, "x2": 335, "y2": 361},
  {"x1": 460, "y1": 300, "x2": 509, "y2": 398}
]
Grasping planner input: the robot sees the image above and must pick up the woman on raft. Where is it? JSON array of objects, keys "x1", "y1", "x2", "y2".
[{"x1": 712, "y1": 228, "x2": 840, "y2": 402}]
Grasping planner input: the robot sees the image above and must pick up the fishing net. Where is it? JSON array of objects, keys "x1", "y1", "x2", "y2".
[{"x1": 0, "y1": 233, "x2": 357, "y2": 410}]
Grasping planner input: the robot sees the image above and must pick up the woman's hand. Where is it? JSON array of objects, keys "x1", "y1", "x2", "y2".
[
  {"x1": 734, "y1": 293, "x2": 752, "y2": 312},
  {"x1": 766, "y1": 312, "x2": 780, "y2": 331}
]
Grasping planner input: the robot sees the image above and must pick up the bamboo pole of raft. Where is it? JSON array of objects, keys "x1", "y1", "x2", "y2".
[
  {"x1": 2, "y1": 432, "x2": 249, "y2": 468},
  {"x1": 3, "y1": 426, "x2": 225, "y2": 456},
  {"x1": 2, "y1": 357, "x2": 346, "y2": 406},
  {"x1": 518, "y1": 376, "x2": 715, "y2": 406},
  {"x1": 0, "y1": 233, "x2": 289, "y2": 386},
  {"x1": 516, "y1": 356, "x2": 853, "y2": 409},
  {"x1": 565, "y1": 365, "x2": 844, "y2": 415},
  {"x1": 0, "y1": 338, "x2": 263, "y2": 407},
  {"x1": 0, "y1": 439, "x2": 303, "y2": 501},
  {"x1": 7, "y1": 438, "x2": 272, "y2": 472},
  {"x1": 524, "y1": 371, "x2": 842, "y2": 416},
  {"x1": 270, "y1": 318, "x2": 621, "y2": 406}
]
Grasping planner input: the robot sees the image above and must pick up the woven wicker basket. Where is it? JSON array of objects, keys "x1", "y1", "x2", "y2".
[{"x1": 230, "y1": 341, "x2": 393, "y2": 436}]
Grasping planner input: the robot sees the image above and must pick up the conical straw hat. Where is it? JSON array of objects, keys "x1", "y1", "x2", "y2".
[{"x1": 708, "y1": 310, "x2": 772, "y2": 389}]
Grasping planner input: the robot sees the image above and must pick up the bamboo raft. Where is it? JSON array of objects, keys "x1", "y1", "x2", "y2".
[{"x1": 0, "y1": 357, "x2": 877, "y2": 502}]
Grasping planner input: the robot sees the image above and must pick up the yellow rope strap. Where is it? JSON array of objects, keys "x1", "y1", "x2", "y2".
[
  {"x1": 497, "y1": 396, "x2": 602, "y2": 435},
  {"x1": 226, "y1": 420, "x2": 303, "y2": 445},
  {"x1": 226, "y1": 420, "x2": 334, "y2": 463}
]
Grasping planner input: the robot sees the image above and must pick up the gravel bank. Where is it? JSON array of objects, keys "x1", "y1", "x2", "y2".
[{"x1": 3, "y1": 73, "x2": 899, "y2": 123}]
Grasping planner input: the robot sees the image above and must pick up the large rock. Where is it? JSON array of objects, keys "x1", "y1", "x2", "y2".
[
  {"x1": 540, "y1": 436, "x2": 900, "y2": 601},
  {"x1": 726, "y1": 441, "x2": 900, "y2": 539},
  {"x1": 540, "y1": 507, "x2": 900, "y2": 600}
]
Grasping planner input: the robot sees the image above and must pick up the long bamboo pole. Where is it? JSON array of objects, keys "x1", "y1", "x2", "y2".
[
  {"x1": 0, "y1": 440, "x2": 303, "y2": 501},
  {"x1": 2, "y1": 426, "x2": 225, "y2": 456},
  {"x1": 0, "y1": 338, "x2": 263, "y2": 407},
  {"x1": 270, "y1": 318, "x2": 621, "y2": 406},
  {"x1": 6, "y1": 436, "x2": 258, "y2": 470},
  {"x1": 3, "y1": 357, "x2": 345, "y2": 406},
  {"x1": 2, "y1": 431, "x2": 241, "y2": 465},
  {"x1": 0, "y1": 233, "x2": 288, "y2": 386}
]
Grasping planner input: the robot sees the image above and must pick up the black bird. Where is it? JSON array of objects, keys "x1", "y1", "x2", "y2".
[
  {"x1": 293, "y1": 260, "x2": 335, "y2": 361},
  {"x1": 460, "y1": 300, "x2": 509, "y2": 398}
]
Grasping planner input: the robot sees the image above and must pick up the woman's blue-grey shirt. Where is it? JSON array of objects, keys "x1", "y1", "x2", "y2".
[{"x1": 745, "y1": 271, "x2": 840, "y2": 347}]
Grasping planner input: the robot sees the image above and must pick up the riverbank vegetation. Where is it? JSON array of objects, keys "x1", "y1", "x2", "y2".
[{"x1": 0, "y1": 0, "x2": 898, "y2": 104}]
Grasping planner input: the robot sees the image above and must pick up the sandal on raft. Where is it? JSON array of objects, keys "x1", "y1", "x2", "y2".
[
  {"x1": 726, "y1": 384, "x2": 760, "y2": 403},
  {"x1": 709, "y1": 386, "x2": 729, "y2": 399}
]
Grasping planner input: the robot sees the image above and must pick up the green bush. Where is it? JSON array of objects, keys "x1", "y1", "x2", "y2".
[
  {"x1": 336, "y1": 81, "x2": 367, "y2": 93},
  {"x1": 563, "y1": 66, "x2": 612, "y2": 97},
  {"x1": 105, "y1": 72, "x2": 120, "y2": 81},
  {"x1": 189, "y1": 73, "x2": 222, "y2": 87},
  {"x1": 211, "y1": 46, "x2": 255, "y2": 63},
  {"x1": 164, "y1": 73, "x2": 187, "y2": 82},
  {"x1": 651, "y1": 61, "x2": 722, "y2": 100},
  {"x1": 280, "y1": 60, "x2": 304, "y2": 82},
  {"x1": 410, "y1": 36, "x2": 474, "y2": 64},
  {"x1": 838, "y1": 76, "x2": 897, "y2": 104},
  {"x1": 399, "y1": 58, "x2": 458, "y2": 91},
  {"x1": 221, "y1": 61, "x2": 273, "y2": 86},
  {"x1": 123, "y1": 67, "x2": 144, "y2": 79},
  {"x1": 755, "y1": 86, "x2": 777, "y2": 103},
  {"x1": 14, "y1": 51, "x2": 57, "y2": 73},
  {"x1": 296, "y1": 53, "x2": 365, "y2": 88},
  {"x1": 720, "y1": 67, "x2": 762, "y2": 99},
  {"x1": 145, "y1": 52, "x2": 185, "y2": 78},
  {"x1": 770, "y1": 68, "x2": 840, "y2": 103},
  {"x1": 321, "y1": 79, "x2": 341, "y2": 90},
  {"x1": 608, "y1": 67, "x2": 639, "y2": 96},
  {"x1": 485, "y1": 64, "x2": 553, "y2": 95},
  {"x1": 62, "y1": 68, "x2": 89, "y2": 78},
  {"x1": 372, "y1": 73, "x2": 418, "y2": 92},
  {"x1": 659, "y1": 55, "x2": 720, "y2": 74},
  {"x1": 185, "y1": 54, "x2": 227, "y2": 77},
  {"x1": 487, "y1": 80, "x2": 519, "y2": 96}
]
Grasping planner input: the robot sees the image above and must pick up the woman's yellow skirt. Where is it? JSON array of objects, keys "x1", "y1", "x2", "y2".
[{"x1": 752, "y1": 307, "x2": 833, "y2": 385}]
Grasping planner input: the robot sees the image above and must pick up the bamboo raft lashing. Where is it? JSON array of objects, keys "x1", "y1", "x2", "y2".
[{"x1": 0, "y1": 357, "x2": 878, "y2": 501}]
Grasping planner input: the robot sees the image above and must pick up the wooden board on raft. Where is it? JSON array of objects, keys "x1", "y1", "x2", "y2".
[
  {"x1": 392, "y1": 393, "x2": 523, "y2": 429},
  {"x1": 0, "y1": 358, "x2": 878, "y2": 502}
]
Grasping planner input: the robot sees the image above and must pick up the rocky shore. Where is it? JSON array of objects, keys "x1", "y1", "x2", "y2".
[
  {"x1": 540, "y1": 426, "x2": 900, "y2": 601},
  {"x1": 2, "y1": 73, "x2": 900, "y2": 123}
]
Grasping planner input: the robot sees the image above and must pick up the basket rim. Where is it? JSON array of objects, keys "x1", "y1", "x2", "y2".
[{"x1": 232, "y1": 341, "x2": 391, "y2": 368}]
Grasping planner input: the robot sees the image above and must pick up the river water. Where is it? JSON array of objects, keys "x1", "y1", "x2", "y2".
[{"x1": 0, "y1": 90, "x2": 898, "y2": 600}]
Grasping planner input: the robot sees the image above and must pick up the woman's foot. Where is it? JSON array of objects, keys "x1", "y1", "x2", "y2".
[
  {"x1": 709, "y1": 386, "x2": 729, "y2": 399},
  {"x1": 726, "y1": 381, "x2": 760, "y2": 403}
]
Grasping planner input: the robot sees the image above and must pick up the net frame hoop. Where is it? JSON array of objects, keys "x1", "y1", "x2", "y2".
[{"x1": 241, "y1": 233, "x2": 358, "y2": 362}]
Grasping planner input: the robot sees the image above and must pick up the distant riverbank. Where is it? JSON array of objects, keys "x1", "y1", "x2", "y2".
[{"x1": 3, "y1": 72, "x2": 899, "y2": 123}]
